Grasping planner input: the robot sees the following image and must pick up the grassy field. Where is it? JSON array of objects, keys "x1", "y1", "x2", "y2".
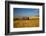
[{"x1": 13, "y1": 18, "x2": 39, "y2": 28}]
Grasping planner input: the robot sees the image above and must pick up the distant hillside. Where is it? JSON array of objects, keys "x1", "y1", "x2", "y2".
[{"x1": 14, "y1": 16, "x2": 39, "y2": 20}]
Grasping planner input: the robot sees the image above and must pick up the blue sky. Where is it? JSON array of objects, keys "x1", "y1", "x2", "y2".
[{"x1": 13, "y1": 8, "x2": 39, "y2": 16}]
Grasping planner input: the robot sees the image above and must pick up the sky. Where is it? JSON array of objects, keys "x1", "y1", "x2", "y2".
[{"x1": 13, "y1": 8, "x2": 39, "y2": 16}]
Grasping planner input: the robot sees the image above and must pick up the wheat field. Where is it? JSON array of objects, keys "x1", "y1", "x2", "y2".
[{"x1": 13, "y1": 18, "x2": 39, "y2": 28}]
